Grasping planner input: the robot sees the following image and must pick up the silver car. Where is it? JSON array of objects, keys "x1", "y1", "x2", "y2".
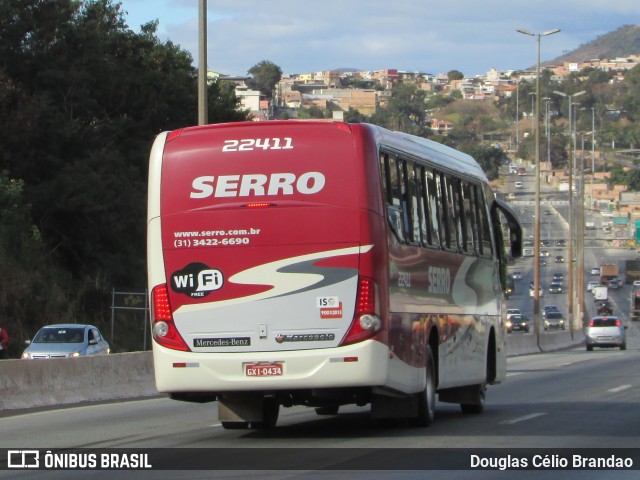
[
  {"x1": 543, "y1": 311, "x2": 565, "y2": 330},
  {"x1": 22, "y1": 324, "x2": 110, "y2": 359},
  {"x1": 585, "y1": 316, "x2": 627, "y2": 351}
]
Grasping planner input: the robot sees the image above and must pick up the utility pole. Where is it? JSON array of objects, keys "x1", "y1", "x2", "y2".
[
  {"x1": 517, "y1": 27, "x2": 560, "y2": 344},
  {"x1": 198, "y1": 0, "x2": 208, "y2": 125}
]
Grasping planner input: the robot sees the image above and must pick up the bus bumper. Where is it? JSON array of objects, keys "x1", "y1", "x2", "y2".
[{"x1": 152, "y1": 339, "x2": 398, "y2": 394}]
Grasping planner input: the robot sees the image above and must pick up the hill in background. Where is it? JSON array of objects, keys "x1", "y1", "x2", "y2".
[{"x1": 545, "y1": 24, "x2": 640, "y2": 65}]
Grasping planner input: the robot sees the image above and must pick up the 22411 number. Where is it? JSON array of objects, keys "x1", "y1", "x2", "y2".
[{"x1": 222, "y1": 137, "x2": 293, "y2": 152}]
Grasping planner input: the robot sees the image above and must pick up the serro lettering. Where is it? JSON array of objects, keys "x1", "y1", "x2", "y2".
[
  {"x1": 190, "y1": 172, "x2": 326, "y2": 199},
  {"x1": 428, "y1": 266, "x2": 451, "y2": 295}
]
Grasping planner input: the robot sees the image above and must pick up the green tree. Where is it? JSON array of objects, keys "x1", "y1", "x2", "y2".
[
  {"x1": 627, "y1": 166, "x2": 640, "y2": 191},
  {"x1": 297, "y1": 106, "x2": 328, "y2": 119},
  {"x1": 343, "y1": 107, "x2": 367, "y2": 123},
  {"x1": 370, "y1": 83, "x2": 429, "y2": 136},
  {"x1": 0, "y1": 0, "x2": 249, "y2": 347},
  {"x1": 246, "y1": 60, "x2": 282, "y2": 99},
  {"x1": 462, "y1": 145, "x2": 508, "y2": 181},
  {"x1": 0, "y1": 171, "x2": 76, "y2": 355},
  {"x1": 447, "y1": 70, "x2": 464, "y2": 81}
]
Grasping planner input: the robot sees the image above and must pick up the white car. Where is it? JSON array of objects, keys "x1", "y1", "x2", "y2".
[
  {"x1": 585, "y1": 316, "x2": 626, "y2": 351},
  {"x1": 529, "y1": 287, "x2": 544, "y2": 298},
  {"x1": 506, "y1": 308, "x2": 522, "y2": 319},
  {"x1": 515, "y1": 181, "x2": 523, "y2": 189},
  {"x1": 587, "y1": 281, "x2": 600, "y2": 292},
  {"x1": 590, "y1": 267, "x2": 601, "y2": 275}
]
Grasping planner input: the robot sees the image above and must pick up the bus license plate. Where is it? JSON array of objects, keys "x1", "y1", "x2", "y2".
[{"x1": 245, "y1": 364, "x2": 283, "y2": 377}]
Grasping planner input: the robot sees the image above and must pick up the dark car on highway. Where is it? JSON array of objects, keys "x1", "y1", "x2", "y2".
[
  {"x1": 548, "y1": 282, "x2": 564, "y2": 294},
  {"x1": 506, "y1": 314, "x2": 530, "y2": 333},
  {"x1": 595, "y1": 300, "x2": 613, "y2": 316}
]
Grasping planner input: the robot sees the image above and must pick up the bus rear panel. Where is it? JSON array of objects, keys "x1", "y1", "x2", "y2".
[{"x1": 149, "y1": 122, "x2": 392, "y2": 396}]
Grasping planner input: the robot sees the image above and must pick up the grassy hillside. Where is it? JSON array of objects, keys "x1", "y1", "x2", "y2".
[{"x1": 546, "y1": 24, "x2": 640, "y2": 65}]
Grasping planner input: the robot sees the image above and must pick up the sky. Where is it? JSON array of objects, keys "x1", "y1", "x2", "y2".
[{"x1": 117, "y1": 0, "x2": 640, "y2": 77}]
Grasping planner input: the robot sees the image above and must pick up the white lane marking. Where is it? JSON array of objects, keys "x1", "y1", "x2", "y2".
[
  {"x1": 500, "y1": 413, "x2": 547, "y2": 425},
  {"x1": 506, "y1": 372, "x2": 524, "y2": 377},
  {"x1": 608, "y1": 384, "x2": 632, "y2": 393}
]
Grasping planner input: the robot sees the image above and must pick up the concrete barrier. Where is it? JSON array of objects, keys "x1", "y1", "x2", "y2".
[
  {"x1": 506, "y1": 329, "x2": 585, "y2": 356},
  {"x1": 0, "y1": 331, "x2": 586, "y2": 411},
  {"x1": 0, "y1": 352, "x2": 158, "y2": 411},
  {"x1": 506, "y1": 333, "x2": 540, "y2": 356}
]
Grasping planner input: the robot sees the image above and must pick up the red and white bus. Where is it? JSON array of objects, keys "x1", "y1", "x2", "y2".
[{"x1": 147, "y1": 121, "x2": 522, "y2": 429}]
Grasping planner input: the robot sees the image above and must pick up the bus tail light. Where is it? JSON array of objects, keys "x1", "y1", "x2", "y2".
[
  {"x1": 340, "y1": 277, "x2": 381, "y2": 346},
  {"x1": 151, "y1": 284, "x2": 190, "y2": 351}
]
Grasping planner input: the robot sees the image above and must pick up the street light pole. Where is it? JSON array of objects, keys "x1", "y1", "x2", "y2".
[
  {"x1": 516, "y1": 79, "x2": 520, "y2": 152},
  {"x1": 530, "y1": 92, "x2": 535, "y2": 134},
  {"x1": 591, "y1": 107, "x2": 596, "y2": 208},
  {"x1": 578, "y1": 131, "x2": 594, "y2": 330},
  {"x1": 553, "y1": 89, "x2": 586, "y2": 336},
  {"x1": 198, "y1": 0, "x2": 208, "y2": 125},
  {"x1": 517, "y1": 27, "x2": 561, "y2": 343},
  {"x1": 543, "y1": 97, "x2": 551, "y2": 164}
]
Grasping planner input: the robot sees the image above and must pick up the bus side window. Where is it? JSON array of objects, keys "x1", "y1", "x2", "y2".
[
  {"x1": 398, "y1": 159, "x2": 412, "y2": 242},
  {"x1": 406, "y1": 161, "x2": 422, "y2": 245},
  {"x1": 379, "y1": 153, "x2": 391, "y2": 204},
  {"x1": 385, "y1": 155, "x2": 405, "y2": 243},
  {"x1": 476, "y1": 188, "x2": 493, "y2": 256},
  {"x1": 426, "y1": 169, "x2": 442, "y2": 248},
  {"x1": 438, "y1": 173, "x2": 454, "y2": 250},
  {"x1": 463, "y1": 183, "x2": 479, "y2": 255},
  {"x1": 416, "y1": 165, "x2": 431, "y2": 246},
  {"x1": 449, "y1": 177, "x2": 465, "y2": 253}
]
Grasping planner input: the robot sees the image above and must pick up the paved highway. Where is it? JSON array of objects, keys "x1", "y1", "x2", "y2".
[
  {"x1": 2, "y1": 170, "x2": 639, "y2": 479},
  {"x1": 504, "y1": 169, "x2": 638, "y2": 326},
  {"x1": 2, "y1": 336, "x2": 640, "y2": 479}
]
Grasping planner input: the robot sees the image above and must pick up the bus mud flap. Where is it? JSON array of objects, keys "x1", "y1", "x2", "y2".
[
  {"x1": 218, "y1": 394, "x2": 264, "y2": 423},
  {"x1": 371, "y1": 392, "x2": 417, "y2": 419}
]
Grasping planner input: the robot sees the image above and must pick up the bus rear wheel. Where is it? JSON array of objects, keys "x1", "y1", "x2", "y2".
[
  {"x1": 250, "y1": 397, "x2": 280, "y2": 429},
  {"x1": 460, "y1": 383, "x2": 486, "y2": 414},
  {"x1": 410, "y1": 345, "x2": 436, "y2": 427}
]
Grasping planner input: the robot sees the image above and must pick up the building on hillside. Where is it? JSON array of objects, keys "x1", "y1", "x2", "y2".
[
  {"x1": 493, "y1": 82, "x2": 517, "y2": 100},
  {"x1": 619, "y1": 191, "x2": 640, "y2": 214},
  {"x1": 318, "y1": 70, "x2": 342, "y2": 87},
  {"x1": 428, "y1": 118, "x2": 454, "y2": 135},
  {"x1": 234, "y1": 84, "x2": 262, "y2": 116},
  {"x1": 321, "y1": 88, "x2": 377, "y2": 115},
  {"x1": 370, "y1": 69, "x2": 400, "y2": 89}
]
